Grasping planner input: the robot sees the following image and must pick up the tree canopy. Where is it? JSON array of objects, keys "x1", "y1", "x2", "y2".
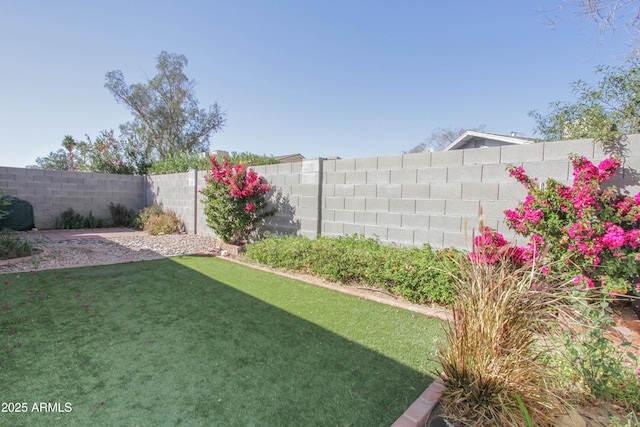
[
  {"x1": 104, "y1": 51, "x2": 225, "y2": 160},
  {"x1": 529, "y1": 56, "x2": 640, "y2": 150},
  {"x1": 29, "y1": 132, "x2": 139, "y2": 174}
]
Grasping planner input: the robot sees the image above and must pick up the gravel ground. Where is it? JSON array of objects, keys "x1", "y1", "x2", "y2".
[{"x1": 0, "y1": 230, "x2": 222, "y2": 273}]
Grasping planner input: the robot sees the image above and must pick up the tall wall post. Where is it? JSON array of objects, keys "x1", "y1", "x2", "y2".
[
  {"x1": 298, "y1": 158, "x2": 323, "y2": 239},
  {"x1": 188, "y1": 169, "x2": 198, "y2": 234}
]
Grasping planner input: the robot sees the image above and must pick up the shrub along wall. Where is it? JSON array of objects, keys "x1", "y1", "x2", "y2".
[
  {"x1": 0, "y1": 135, "x2": 638, "y2": 249},
  {"x1": 0, "y1": 168, "x2": 145, "y2": 229}
]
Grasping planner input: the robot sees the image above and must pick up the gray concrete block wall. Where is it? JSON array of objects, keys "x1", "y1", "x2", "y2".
[
  {"x1": 1, "y1": 135, "x2": 638, "y2": 249},
  {"x1": 0, "y1": 167, "x2": 144, "y2": 229},
  {"x1": 252, "y1": 158, "x2": 320, "y2": 240},
  {"x1": 146, "y1": 170, "x2": 199, "y2": 235},
  {"x1": 319, "y1": 136, "x2": 640, "y2": 249}
]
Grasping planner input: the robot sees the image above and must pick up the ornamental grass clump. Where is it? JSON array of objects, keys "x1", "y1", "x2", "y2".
[
  {"x1": 437, "y1": 241, "x2": 568, "y2": 426},
  {"x1": 200, "y1": 157, "x2": 275, "y2": 244},
  {"x1": 0, "y1": 234, "x2": 33, "y2": 259}
]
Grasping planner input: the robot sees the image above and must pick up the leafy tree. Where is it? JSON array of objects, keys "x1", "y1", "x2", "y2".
[
  {"x1": 28, "y1": 148, "x2": 74, "y2": 171},
  {"x1": 117, "y1": 123, "x2": 153, "y2": 175},
  {"x1": 30, "y1": 132, "x2": 144, "y2": 174},
  {"x1": 529, "y1": 56, "x2": 640, "y2": 150},
  {"x1": 105, "y1": 51, "x2": 225, "y2": 160},
  {"x1": 77, "y1": 130, "x2": 136, "y2": 174},
  {"x1": 407, "y1": 125, "x2": 486, "y2": 153},
  {"x1": 147, "y1": 151, "x2": 280, "y2": 175},
  {"x1": 61, "y1": 135, "x2": 80, "y2": 171}
]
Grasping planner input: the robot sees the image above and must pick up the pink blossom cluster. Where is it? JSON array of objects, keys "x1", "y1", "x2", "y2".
[
  {"x1": 573, "y1": 275, "x2": 596, "y2": 290},
  {"x1": 206, "y1": 157, "x2": 271, "y2": 199},
  {"x1": 504, "y1": 155, "x2": 640, "y2": 295},
  {"x1": 504, "y1": 195, "x2": 543, "y2": 233},
  {"x1": 508, "y1": 166, "x2": 537, "y2": 186},
  {"x1": 468, "y1": 227, "x2": 540, "y2": 266}
]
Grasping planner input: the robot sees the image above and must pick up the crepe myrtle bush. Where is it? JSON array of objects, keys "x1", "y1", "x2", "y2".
[
  {"x1": 475, "y1": 155, "x2": 640, "y2": 297},
  {"x1": 200, "y1": 157, "x2": 275, "y2": 244}
]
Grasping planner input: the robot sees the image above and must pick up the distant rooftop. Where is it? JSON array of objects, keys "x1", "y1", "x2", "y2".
[
  {"x1": 275, "y1": 154, "x2": 305, "y2": 163},
  {"x1": 444, "y1": 131, "x2": 537, "y2": 151}
]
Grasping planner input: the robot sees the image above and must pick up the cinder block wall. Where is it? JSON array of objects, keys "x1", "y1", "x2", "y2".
[
  {"x1": 146, "y1": 159, "x2": 323, "y2": 240},
  {"x1": 0, "y1": 167, "x2": 145, "y2": 229},
  {"x1": 1, "y1": 135, "x2": 638, "y2": 249},
  {"x1": 320, "y1": 135, "x2": 640, "y2": 249},
  {"x1": 145, "y1": 170, "x2": 202, "y2": 235},
  {"x1": 251, "y1": 158, "x2": 322, "y2": 239}
]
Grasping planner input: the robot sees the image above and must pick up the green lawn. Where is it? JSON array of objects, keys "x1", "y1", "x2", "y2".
[{"x1": 1, "y1": 256, "x2": 443, "y2": 426}]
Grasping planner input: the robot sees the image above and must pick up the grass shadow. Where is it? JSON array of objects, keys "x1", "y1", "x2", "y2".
[{"x1": 0, "y1": 256, "x2": 441, "y2": 426}]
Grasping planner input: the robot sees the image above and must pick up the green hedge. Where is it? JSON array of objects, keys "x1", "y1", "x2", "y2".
[{"x1": 243, "y1": 235, "x2": 460, "y2": 306}]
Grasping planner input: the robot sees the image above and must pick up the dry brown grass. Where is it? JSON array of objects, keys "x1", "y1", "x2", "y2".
[{"x1": 437, "y1": 254, "x2": 570, "y2": 426}]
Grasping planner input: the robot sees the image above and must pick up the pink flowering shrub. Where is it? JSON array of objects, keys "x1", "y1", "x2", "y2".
[
  {"x1": 200, "y1": 157, "x2": 275, "y2": 244},
  {"x1": 502, "y1": 155, "x2": 640, "y2": 296},
  {"x1": 468, "y1": 226, "x2": 540, "y2": 267}
]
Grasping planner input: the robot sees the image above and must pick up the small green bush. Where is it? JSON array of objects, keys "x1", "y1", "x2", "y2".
[
  {"x1": 133, "y1": 205, "x2": 165, "y2": 230},
  {"x1": 55, "y1": 208, "x2": 85, "y2": 229},
  {"x1": 108, "y1": 202, "x2": 136, "y2": 227},
  {"x1": 83, "y1": 210, "x2": 112, "y2": 228},
  {"x1": 244, "y1": 235, "x2": 458, "y2": 305},
  {"x1": 143, "y1": 209, "x2": 182, "y2": 235},
  {"x1": 0, "y1": 235, "x2": 33, "y2": 259},
  {"x1": 55, "y1": 208, "x2": 112, "y2": 229}
]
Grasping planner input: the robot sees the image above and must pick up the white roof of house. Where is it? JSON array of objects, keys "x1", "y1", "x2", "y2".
[{"x1": 443, "y1": 131, "x2": 536, "y2": 151}]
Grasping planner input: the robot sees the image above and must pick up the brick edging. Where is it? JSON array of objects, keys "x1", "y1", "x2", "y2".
[
  {"x1": 0, "y1": 248, "x2": 48, "y2": 266},
  {"x1": 391, "y1": 378, "x2": 445, "y2": 427}
]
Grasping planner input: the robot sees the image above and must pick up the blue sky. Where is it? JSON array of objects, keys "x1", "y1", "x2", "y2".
[{"x1": 0, "y1": 0, "x2": 633, "y2": 168}]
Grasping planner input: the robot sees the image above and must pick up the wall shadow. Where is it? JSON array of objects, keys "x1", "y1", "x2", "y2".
[
  {"x1": 257, "y1": 187, "x2": 301, "y2": 238},
  {"x1": 604, "y1": 137, "x2": 640, "y2": 194},
  {"x1": 0, "y1": 254, "x2": 438, "y2": 426}
]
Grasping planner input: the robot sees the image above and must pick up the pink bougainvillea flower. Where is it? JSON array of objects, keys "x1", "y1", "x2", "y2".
[
  {"x1": 573, "y1": 275, "x2": 595, "y2": 290},
  {"x1": 8, "y1": 330, "x2": 16, "y2": 335},
  {"x1": 602, "y1": 225, "x2": 626, "y2": 250},
  {"x1": 76, "y1": 293, "x2": 81, "y2": 298},
  {"x1": 26, "y1": 292, "x2": 32, "y2": 296},
  {"x1": 39, "y1": 292, "x2": 45, "y2": 297}
]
